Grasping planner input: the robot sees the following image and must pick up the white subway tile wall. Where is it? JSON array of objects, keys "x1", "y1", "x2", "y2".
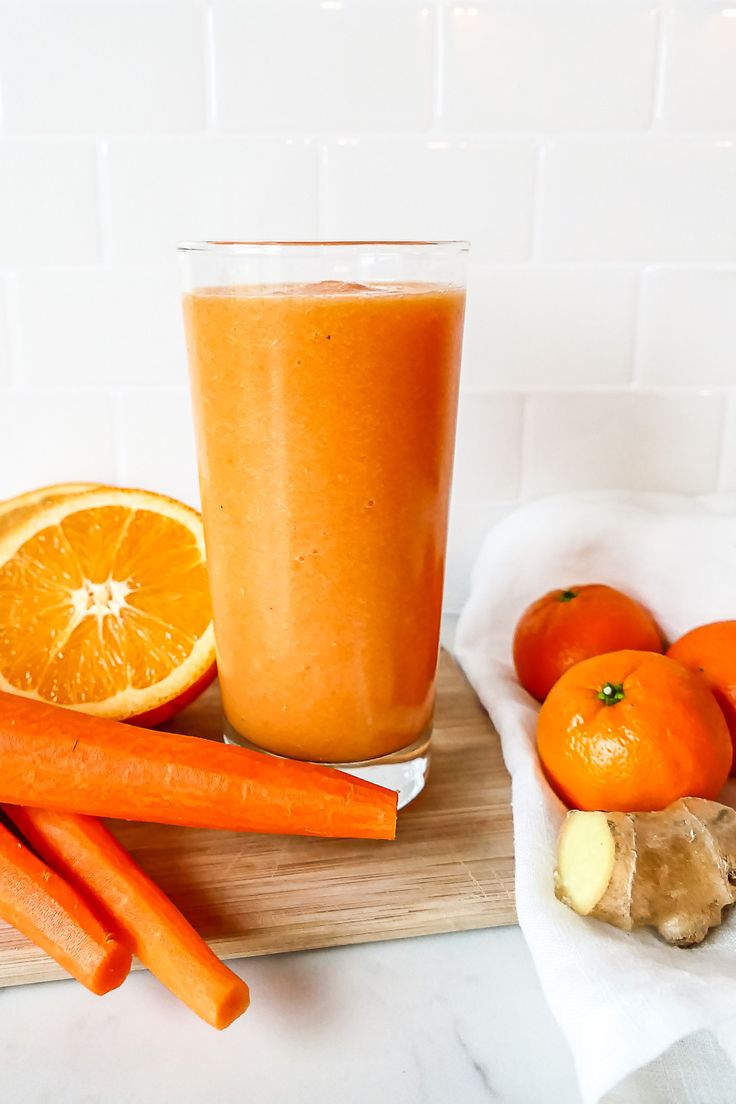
[
  {"x1": 538, "y1": 139, "x2": 736, "y2": 262},
  {"x1": 0, "y1": 0, "x2": 734, "y2": 611},
  {"x1": 105, "y1": 138, "x2": 319, "y2": 262},
  {"x1": 0, "y1": 279, "x2": 10, "y2": 385},
  {"x1": 17, "y1": 268, "x2": 187, "y2": 387},
  {"x1": 322, "y1": 139, "x2": 536, "y2": 261},
  {"x1": 461, "y1": 266, "x2": 638, "y2": 387},
  {"x1": 660, "y1": 3, "x2": 736, "y2": 132},
  {"x1": 637, "y1": 268, "x2": 736, "y2": 386},
  {"x1": 0, "y1": 392, "x2": 116, "y2": 498},
  {"x1": 0, "y1": 141, "x2": 100, "y2": 265},
  {"x1": 114, "y1": 388, "x2": 200, "y2": 506},
  {"x1": 212, "y1": 0, "x2": 434, "y2": 132},
  {"x1": 719, "y1": 395, "x2": 736, "y2": 492},
  {"x1": 452, "y1": 392, "x2": 524, "y2": 499},
  {"x1": 439, "y1": 4, "x2": 659, "y2": 131},
  {"x1": 0, "y1": 3, "x2": 206, "y2": 135},
  {"x1": 444, "y1": 499, "x2": 516, "y2": 614},
  {"x1": 523, "y1": 391, "x2": 725, "y2": 497}
]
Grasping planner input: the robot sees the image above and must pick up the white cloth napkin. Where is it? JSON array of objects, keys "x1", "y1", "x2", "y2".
[{"x1": 453, "y1": 492, "x2": 736, "y2": 1104}]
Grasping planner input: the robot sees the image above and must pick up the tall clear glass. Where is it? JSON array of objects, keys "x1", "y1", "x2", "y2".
[{"x1": 178, "y1": 242, "x2": 468, "y2": 808}]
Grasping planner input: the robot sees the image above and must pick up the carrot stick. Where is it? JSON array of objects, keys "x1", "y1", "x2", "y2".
[
  {"x1": 0, "y1": 692, "x2": 397, "y2": 840},
  {"x1": 5, "y1": 806, "x2": 249, "y2": 1030},
  {"x1": 0, "y1": 819, "x2": 131, "y2": 994}
]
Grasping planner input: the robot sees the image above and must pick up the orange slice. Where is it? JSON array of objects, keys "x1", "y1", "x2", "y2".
[
  {"x1": 0, "y1": 487, "x2": 216, "y2": 725},
  {"x1": 0, "y1": 482, "x2": 102, "y2": 536}
]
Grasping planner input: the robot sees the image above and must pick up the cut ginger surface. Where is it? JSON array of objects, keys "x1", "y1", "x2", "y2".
[{"x1": 0, "y1": 487, "x2": 215, "y2": 722}]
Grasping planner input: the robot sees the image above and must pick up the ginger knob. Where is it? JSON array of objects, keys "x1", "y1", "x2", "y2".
[{"x1": 555, "y1": 798, "x2": 736, "y2": 946}]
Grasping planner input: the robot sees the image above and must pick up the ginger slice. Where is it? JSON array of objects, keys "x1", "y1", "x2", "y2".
[
  {"x1": 555, "y1": 810, "x2": 618, "y2": 916},
  {"x1": 554, "y1": 798, "x2": 736, "y2": 946}
]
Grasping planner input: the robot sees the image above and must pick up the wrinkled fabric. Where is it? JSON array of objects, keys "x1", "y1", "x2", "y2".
[{"x1": 454, "y1": 492, "x2": 736, "y2": 1104}]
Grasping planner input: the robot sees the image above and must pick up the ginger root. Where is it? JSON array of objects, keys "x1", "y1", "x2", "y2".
[{"x1": 554, "y1": 797, "x2": 736, "y2": 946}]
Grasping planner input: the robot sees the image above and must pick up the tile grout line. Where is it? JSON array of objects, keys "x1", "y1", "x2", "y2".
[
  {"x1": 3, "y1": 129, "x2": 735, "y2": 144},
  {"x1": 716, "y1": 393, "x2": 732, "y2": 492},
  {"x1": 629, "y1": 265, "x2": 647, "y2": 388}
]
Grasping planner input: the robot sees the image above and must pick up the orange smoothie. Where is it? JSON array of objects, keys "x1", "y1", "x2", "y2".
[{"x1": 183, "y1": 281, "x2": 465, "y2": 763}]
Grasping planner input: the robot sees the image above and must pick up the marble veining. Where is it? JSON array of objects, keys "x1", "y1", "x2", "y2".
[{"x1": 0, "y1": 927, "x2": 580, "y2": 1104}]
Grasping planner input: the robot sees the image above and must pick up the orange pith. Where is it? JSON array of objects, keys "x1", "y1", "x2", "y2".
[
  {"x1": 0, "y1": 488, "x2": 215, "y2": 720},
  {"x1": 0, "y1": 482, "x2": 102, "y2": 536},
  {"x1": 0, "y1": 481, "x2": 99, "y2": 515}
]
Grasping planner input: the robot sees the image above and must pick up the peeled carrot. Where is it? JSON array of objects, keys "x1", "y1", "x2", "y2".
[
  {"x1": 5, "y1": 806, "x2": 249, "y2": 1030},
  {"x1": 0, "y1": 692, "x2": 397, "y2": 839},
  {"x1": 0, "y1": 819, "x2": 131, "y2": 994}
]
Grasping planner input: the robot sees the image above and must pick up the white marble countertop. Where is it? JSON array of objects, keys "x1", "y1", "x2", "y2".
[{"x1": 0, "y1": 925, "x2": 582, "y2": 1104}]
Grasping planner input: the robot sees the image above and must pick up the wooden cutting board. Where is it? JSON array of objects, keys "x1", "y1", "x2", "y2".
[{"x1": 0, "y1": 651, "x2": 516, "y2": 987}]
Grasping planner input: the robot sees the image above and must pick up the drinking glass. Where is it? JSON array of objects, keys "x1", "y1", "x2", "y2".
[{"x1": 178, "y1": 241, "x2": 468, "y2": 808}]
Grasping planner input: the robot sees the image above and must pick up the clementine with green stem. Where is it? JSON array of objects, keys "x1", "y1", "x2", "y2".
[
  {"x1": 537, "y1": 650, "x2": 731, "y2": 812},
  {"x1": 513, "y1": 584, "x2": 664, "y2": 702}
]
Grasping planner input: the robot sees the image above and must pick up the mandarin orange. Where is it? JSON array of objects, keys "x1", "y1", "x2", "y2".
[
  {"x1": 668, "y1": 621, "x2": 736, "y2": 774},
  {"x1": 537, "y1": 649, "x2": 731, "y2": 812},
  {"x1": 514, "y1": 584, "x2": 663, "y2": 701}
]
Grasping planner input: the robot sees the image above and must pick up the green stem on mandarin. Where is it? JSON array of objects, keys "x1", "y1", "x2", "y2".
[
  {"x1": 597, "y1": 682, "x2": 625, "y2": 706},
  {"x1": 559, "y1": 589, "x2": 578, "y2": 602}
]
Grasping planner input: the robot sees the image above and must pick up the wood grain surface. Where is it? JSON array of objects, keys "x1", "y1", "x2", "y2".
[{"x1": 0, "y1": 651, "x2": 515, "y2": 987}]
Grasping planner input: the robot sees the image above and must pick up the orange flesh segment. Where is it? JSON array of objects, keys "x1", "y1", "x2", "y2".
[{"x1": 0, "y1": 505, "x2": 211, "y2": 706}]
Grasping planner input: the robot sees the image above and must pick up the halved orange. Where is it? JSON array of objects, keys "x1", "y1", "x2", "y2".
[
  {"x1": 0, "y1": 487, "x2": 216, "y2": 725},
  {"x1": 0, "y1": 482, "x2": 102, "y2": 536}
]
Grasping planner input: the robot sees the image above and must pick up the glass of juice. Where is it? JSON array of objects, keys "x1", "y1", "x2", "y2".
[{"x1": 178, "y1": 242, "x2": 468, "y2": 808}]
